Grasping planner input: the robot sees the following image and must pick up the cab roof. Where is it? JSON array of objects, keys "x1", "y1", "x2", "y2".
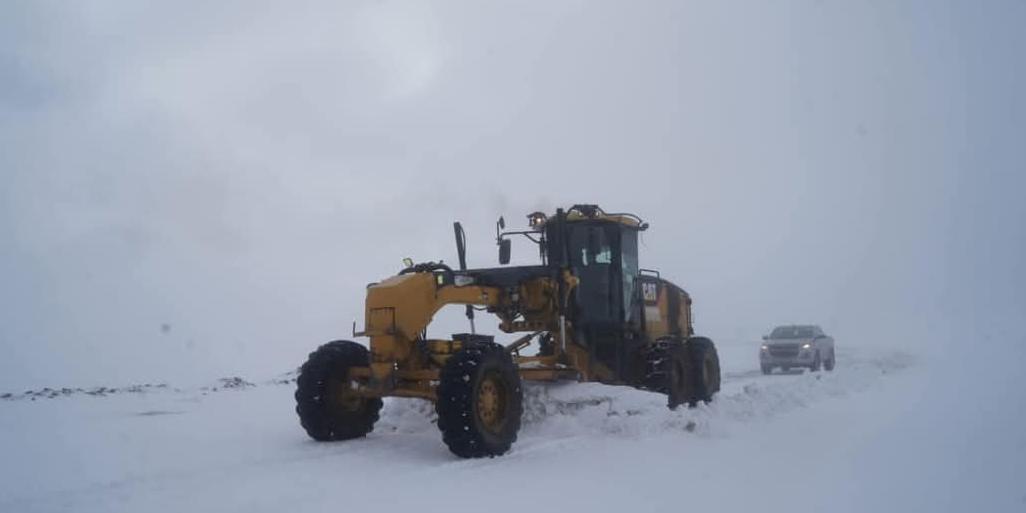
[{"x1": 553, "y1": 204, "x2": 649, "y2": 230}]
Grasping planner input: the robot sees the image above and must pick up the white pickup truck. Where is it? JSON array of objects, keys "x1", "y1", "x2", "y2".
[{"x1": 759, "y1": 325, "x2": 836, "y2": 374}]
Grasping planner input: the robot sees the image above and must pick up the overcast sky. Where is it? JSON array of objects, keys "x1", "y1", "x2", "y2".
[{"x1": 1, "y1": 1, "x2": 1023, "y2": 389}]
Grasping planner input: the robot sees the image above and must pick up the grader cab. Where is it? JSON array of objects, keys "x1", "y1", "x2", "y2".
[{"x1": 295, "y1": 204, "x2": 720, "y2": 458}]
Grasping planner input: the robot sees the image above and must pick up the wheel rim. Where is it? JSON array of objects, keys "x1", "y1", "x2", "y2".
[
  {"x1": 326, "y1": 376, "x2": 363, "y2": 413},
  {"x1": 476, "y1": 372, "x2": 506, "y2": 432}
]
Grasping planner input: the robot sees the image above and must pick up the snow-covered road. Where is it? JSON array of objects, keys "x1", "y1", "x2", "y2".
[{"x1": 1, "y1": 344, "x2": 1023, "y2": 513}]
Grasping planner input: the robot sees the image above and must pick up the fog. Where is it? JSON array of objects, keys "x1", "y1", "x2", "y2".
[{"x1": 1, "y1": 1, "x2": 1023, "y2": 390}]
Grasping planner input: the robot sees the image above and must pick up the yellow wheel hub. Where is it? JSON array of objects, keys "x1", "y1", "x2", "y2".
[
  {"x1": 327, "y1": 377, "x2": 363, "y2": 413},
  {"x1": 476, "y1": 374, "x2": 505, "y2": 432}
]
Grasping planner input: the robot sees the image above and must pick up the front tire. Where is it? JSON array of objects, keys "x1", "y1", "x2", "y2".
[
  {"x1": 824, "y1": 351, "x2": 836, "y2": 371},
  {"x1": 436, "y1": 342, "x2": 523, "y2": 458},
  {"x1": 761, "y1": 364, "x2": 773, "y2": 375},
  {"x1": 295, "y1": 341, "x2": 382, "y2": 441},
  {"x1": 810, "y1": 351, "x2": 822, "y2": 372}
]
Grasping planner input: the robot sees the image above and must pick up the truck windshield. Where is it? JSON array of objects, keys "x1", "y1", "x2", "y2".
[{"x1": 770, "y1": 326, "x2": 816, "y2": 339}]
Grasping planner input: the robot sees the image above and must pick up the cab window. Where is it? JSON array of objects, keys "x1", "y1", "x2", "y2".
[
  {"x1": 570, "y1": 227, "x2": 611, "y2": 268},
  {"x1": 621, "y1": 228, "x2": 639, "y2": 319}
]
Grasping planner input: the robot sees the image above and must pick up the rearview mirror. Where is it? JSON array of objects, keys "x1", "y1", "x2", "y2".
[
  {"x1": 402, "y1": 257, "x2": 414, "y2": 268},
  {"x1": 498, "y1": 238, "x2": 511, "y2": 265}
]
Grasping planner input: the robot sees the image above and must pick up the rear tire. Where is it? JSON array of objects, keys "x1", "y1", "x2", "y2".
[
  {"x1": 643, "y1": 337, "x2": 690, "y2": 409},
  {"x1": 436, "y1": 342, "x2": 523, "y2": 458},
  {"x1": 645, "y1": 337, "x2": 721, "y2": 408},
  {"x1": 686, "y1": 337, "x2": 721, "y2": 406},
  {"x1": 295, "y1": 341, "x2": 382, "y2": 441}
]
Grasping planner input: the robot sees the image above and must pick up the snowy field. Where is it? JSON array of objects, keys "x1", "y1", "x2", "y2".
[{"x1": 1, "y1": 342, "x2": 1024, "y2": 513}]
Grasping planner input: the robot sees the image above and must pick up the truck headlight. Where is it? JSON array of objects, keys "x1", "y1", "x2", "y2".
[
  {"x1": 761, "y1": 345, "x2": 769, "y2": 351},
  {"x1": 801, "y1": 343, "x2": 811, "y2": 349},
  {"x1": 454, "y1": 274, "x2": 476, "y2": 287}
]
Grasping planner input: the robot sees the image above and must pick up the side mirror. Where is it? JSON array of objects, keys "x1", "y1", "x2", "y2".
[
  {"x1": 761, "y1": 335, "x2": 768, "y2": 341},
  {"x1": 498, "y1": 238, "x2": 511, "y2": 265},
  {"x1": 402, "y1": 257, "x2": 414, "y2": 269},
  {"x1": 498, "y1": 216, "x2": 505, "y2": 230}
]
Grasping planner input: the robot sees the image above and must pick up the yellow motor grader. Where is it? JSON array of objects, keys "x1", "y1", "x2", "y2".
[{"x1": 295, "y1": 204, "x2": 720, "y2": 458}]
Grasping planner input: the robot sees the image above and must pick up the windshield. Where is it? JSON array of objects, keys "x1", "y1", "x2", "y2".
[
  {"x1": 770, "y1": 326, "x2": 816, "y2": 339},
  {"x1": 569, "y1": 225, "x2": 612, "y2": 268}
]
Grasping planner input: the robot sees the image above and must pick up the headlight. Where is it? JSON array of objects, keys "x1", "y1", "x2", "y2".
[
  {"x1": 527, "y1": 211, "x2": 547, "y2": 230},
  {"x1": 761, "y1": 345, "x2": 769, "y2": 351},
  {"x1": 801, "y1": 343, "x2": 811, "y2": 349},
  {"x1": 453, "y1": 274, "x2": 476, "y2": 287}
]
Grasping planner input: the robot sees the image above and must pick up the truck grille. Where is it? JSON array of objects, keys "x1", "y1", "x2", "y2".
[{"x1": 768, "y1": 344, "x2": 800, "y2": 358}]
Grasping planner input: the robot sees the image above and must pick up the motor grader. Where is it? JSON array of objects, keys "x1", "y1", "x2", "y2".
[{"x1": 295, "y1": 204, "x2": 721, "y2": 458}]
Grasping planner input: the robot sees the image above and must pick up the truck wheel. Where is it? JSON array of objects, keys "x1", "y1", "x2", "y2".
[
  {"x1": 686, "y1": 337, "x2": 721, "y2": 406},
  {"x1": 436, "y1": 342, "x2": 523, "y2": 458},
  {"x1": 761, "y1": 364, "x2": 773, "y2": 375},
  {"x1": 644, "y1": 337, "x2": 695, "y2": 409},
  {"x1": 810, "y1": 352, "x2": 821, "y2": 372},
  {"x1": 824, "y1": 352, "x2": 835, "y2": 371},
  {"x1": 295, "y1": 340, "x2": 382, "y2": 441}
]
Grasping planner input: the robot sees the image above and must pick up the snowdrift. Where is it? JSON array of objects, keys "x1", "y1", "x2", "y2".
[{"x1": 375, "y1": 348, "x2": 915, "y2": 441}]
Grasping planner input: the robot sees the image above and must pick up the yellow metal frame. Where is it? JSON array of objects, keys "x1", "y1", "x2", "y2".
[
  {"x1": 343, "y1": 268, "x2": 618, "y2": 401},
  {"x1": 342, "y1": 211, "x2": 687, "y2": 402}
]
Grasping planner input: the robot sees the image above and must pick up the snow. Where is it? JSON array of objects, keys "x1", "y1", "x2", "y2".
[{"x1": 1, "y1": 343, "x2": 1024, "y2": 513}]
